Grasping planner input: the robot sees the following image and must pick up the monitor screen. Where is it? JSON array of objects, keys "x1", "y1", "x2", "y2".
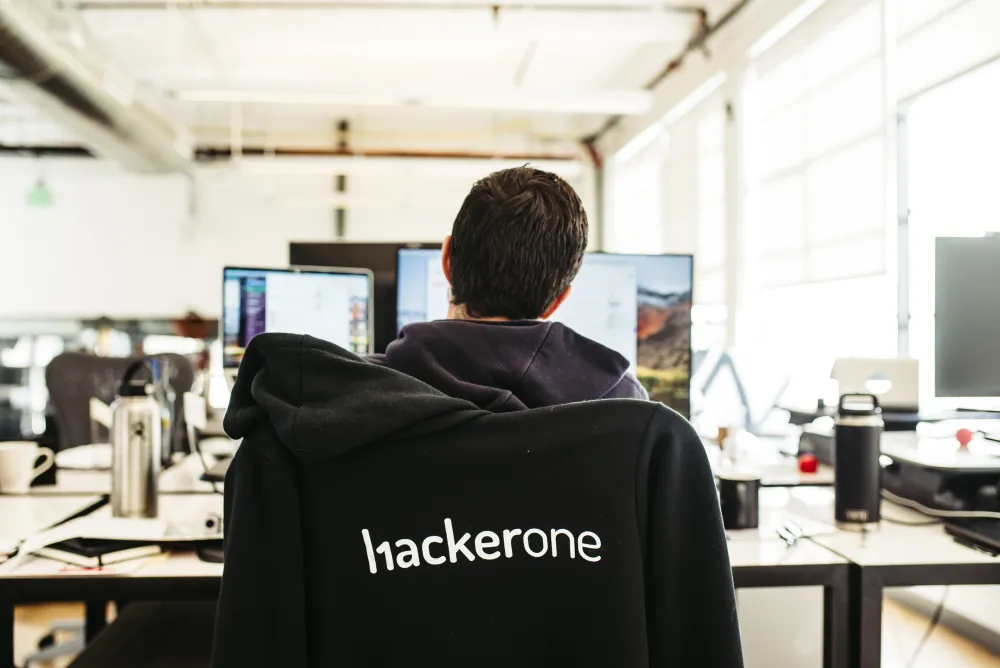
[
  {"x1": 396, "y1": 249, "x2": 693, "y2": 415},
  {"x1": 222, "y1": 266, "x2": 373, "y2": 368},
  {"x1": 289, "y1": 242, "x2": 440, "y2": 354},
  {"x1": 935, "y1": 236, "x2": 1000, "y2": 398}
]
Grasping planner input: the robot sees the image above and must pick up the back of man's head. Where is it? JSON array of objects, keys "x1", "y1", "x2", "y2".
[{"x1": 448, "y1": 166, "x2": 588, "y2": 320}]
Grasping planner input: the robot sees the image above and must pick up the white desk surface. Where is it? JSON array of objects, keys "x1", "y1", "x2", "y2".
[
  {"x1": 0, "y1": 494, "x2": 223, "y2": 577},
  {"x1": 8, "y1": 454, "x2": 222, "y2": 496},
  {"x1": 0, "y1": 495, "x2": 103, "y2": 550},
  {"x1": 728, "y1": 536, "x2": 846, "y2": 569},
  {"x1": 766, "y1": 485, "x2": 1000, "y2": 568},
  {"x1": 811, "y1": 521, "x2": 1000, "y2": 567}
]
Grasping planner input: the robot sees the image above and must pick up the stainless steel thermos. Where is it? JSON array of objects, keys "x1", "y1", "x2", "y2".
[
  {"x1": 834, "y1": 393, "x2": 884, "y2": 530},
  {"x1": 111, "y1": 360, "x2": 161, "y2": 518}
]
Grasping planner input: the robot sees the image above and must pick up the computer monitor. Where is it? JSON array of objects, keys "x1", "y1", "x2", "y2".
[
  {"x1": 935, "y1": 235, "x2": 1000, "y2": 398},
  {"x1": 396, "y1": 249, "x2": 693, "y2": 415},
  {"x1": 222, "y1": 266, "x2": 373, "y2": 370},
  {"x1": 289, "y1": 242, "x2": 440, "y2": 353}
]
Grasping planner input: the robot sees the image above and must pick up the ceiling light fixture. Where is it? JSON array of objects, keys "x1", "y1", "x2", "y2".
[
  {"x1": 172, "y1": 88, "x2": 654, "y2": 116},
  {"x1": 236, "y1": 155, "x2": 584, "y2": 179}
]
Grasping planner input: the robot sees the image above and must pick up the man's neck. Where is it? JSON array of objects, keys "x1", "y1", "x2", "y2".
[{"x1": 447, "y1": 304, "x2": 515, "y2": 322}]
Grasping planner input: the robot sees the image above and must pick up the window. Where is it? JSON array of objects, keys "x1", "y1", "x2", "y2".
[
  {"x1": 741, "y1": 0, "x2": 894, "y2": 378},
  {"x1": 606, "y1": 131, "x2": 663, "y2": 253},
  {"x1": 906, "y1": 58, "x2": 1000, "y2": 405}
]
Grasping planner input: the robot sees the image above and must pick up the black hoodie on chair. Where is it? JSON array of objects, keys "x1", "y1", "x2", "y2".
[
  {"x1": 212, "y1": 334, "x2": 742, "y2": 668},
  {"x1": 369, "y1": 319, "x2": 648, "y2": 410}
]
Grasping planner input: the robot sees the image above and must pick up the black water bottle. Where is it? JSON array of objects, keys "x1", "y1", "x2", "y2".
[{"x1": 834, "y1": 393, "x2": 884, "y2": 531}]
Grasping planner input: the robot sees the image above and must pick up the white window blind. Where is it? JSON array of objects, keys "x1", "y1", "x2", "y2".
[
  {"x1": 606, "y1": 133, "x2": 663, "y2": 253},
  {"x1": 737, "y1": 0, "x2": 896, "y2": 381},
  {"x1": 656, "y1": 89, "x2": 727, "y2": 306},
  {"x1": 745, "y1": 0, "x2": 887, "y2": 289}
]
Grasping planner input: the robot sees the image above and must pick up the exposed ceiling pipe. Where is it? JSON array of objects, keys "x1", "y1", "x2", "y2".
[
  {"x1": 0, "y1": 0, "x2": 192, "y2": 172},
  {"x1": 195, "y1": 146, "x2": 579, "y2": 162},
  {"x1": 0, "y1": 143, "x2": 580, "y2": 162},
  {"x1": 0, "y1": 142, "x2": 92, "y2": 157},
  {"x1": 584, "y1": 0, "x2": 751, "y2": 145}
]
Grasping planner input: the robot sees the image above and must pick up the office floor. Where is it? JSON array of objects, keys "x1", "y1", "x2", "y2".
[{"x1": 12, "y1": 599, "x2": 1000, "y2": 667}]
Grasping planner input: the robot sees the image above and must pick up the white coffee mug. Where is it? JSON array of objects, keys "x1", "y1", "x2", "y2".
[{"x1": 0, "y1": 442, "x2": 55, "y2": 494}]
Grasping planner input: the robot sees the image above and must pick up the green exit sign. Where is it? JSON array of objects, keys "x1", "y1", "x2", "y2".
[{"x1": 27, "y1": 181, "x2": 53, "y2": 207}]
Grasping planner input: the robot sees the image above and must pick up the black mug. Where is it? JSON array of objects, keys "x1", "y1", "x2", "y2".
[{"x1": 719, "y1": 473, "x2": 761, "y2": 530}]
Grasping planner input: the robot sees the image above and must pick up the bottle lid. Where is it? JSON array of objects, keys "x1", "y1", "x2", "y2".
[
  {"x1": 119, "y1": 379, "x2": 152, "y2": 397},
  {"x1": 838, "y1": 393, "x2": 882, "y2": 416}
]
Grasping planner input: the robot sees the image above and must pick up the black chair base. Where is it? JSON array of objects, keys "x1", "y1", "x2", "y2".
[{"x1": 68, "y1": 601, "x2": 215, "y2": 668}]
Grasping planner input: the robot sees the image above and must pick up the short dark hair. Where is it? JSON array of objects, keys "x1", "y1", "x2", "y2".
[{"x1": 449, "y1": 166, "x2": 588, "y2": 320}]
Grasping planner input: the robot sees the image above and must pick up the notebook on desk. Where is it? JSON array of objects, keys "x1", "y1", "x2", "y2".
[{"x1": 35, "y1": 538, "x2": 162, "y2": 568}]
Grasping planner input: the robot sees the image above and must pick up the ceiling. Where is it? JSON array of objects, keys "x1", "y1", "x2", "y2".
[{"x1": 1, "y1": 0, "x2": 742, "y2": 156}]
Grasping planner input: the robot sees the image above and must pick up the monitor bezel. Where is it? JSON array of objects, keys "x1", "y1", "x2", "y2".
[{"x1": 222, "y1": 264, "x2": 375, "y2": 368}]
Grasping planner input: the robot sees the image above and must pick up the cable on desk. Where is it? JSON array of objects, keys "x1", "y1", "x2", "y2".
[
  {"x1": 905, "y1": 586, "x2": 949, "y2": 668},
  {"x1": 882, "y1": 516, "x2": 942, "y2": 527},
  {"x1": 882, "y1": 490, "x2": 1000, "y2": 520}
]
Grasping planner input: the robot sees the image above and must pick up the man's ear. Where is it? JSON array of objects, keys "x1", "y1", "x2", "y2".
[
  {"x1": 540, "y1": 285, "x2": 572, "y2": 320},
  {"x1": 441, "y1": 235, "x2": 453, "y2": 285}
]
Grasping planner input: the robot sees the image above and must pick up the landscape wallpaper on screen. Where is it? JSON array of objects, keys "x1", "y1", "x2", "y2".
[{"x1": 619, "y1": 255, "x2": 693, "y2": 417}]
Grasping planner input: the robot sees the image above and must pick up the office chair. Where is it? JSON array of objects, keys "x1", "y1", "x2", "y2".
[
  {"x1": 27, "y1": 353, "x2": 195, "y2": 667},
  {"x1": 214, "y1": 398, "x2": 740, "y2": 666},
  {"x1": 46, "y1": 352, "x2": 194, "y2": 456}
]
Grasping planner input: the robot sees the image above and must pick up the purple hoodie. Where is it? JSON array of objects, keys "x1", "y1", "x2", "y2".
[{"x1": 369, "y1": 320, "x2": 648, "y2": 412}]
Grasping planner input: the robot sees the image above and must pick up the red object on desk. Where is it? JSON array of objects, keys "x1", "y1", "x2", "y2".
[
  {"x1": 798, "y1": 453, "x2": 819, "y2": 474},
  {"x1": 956, "y1": 428, "x2": 974, "y2": 448}
]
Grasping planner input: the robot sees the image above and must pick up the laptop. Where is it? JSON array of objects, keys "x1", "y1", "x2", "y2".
[{"x1": 831, "y1": 358, "x2": 919, "y2": 413}]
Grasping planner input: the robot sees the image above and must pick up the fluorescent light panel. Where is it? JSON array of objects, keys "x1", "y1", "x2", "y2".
[
  {"x1": 173, "y1": 88, "x2": 653, "y2": 116},
  {"x1": 238, "y1": 155, "x2": 583, "y2": 179}
]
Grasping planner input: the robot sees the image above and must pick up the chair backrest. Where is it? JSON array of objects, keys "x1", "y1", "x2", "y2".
[
  {"x1": 291, "y1": 402, "x2": 658, "y2": 665},
  {"x1": 46, "y1": 352, "x2": 195, "y2": 452}
]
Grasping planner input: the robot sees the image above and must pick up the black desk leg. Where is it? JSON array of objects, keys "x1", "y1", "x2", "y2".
[
  {"x1": 84, "y1": 601, "x2": 108, "y2": 643},
  {"x1": 851, "y1": 569, "x2": 884, "y2": 668},
  {"x1": 823, "y1": 571, "x2": 849, "y2": 668},
  {"x1": 0, "y1": 601, "x2": 12, "y2": 668}
]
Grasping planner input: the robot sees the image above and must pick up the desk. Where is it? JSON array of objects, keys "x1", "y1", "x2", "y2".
[
  {"x1": 728, "y1": 537, "x2": 849, "y2": 668},
  {"x1": 812, "y1": 516, "x2": 1000, "y2": 668},
  {"x1": 0, "y1": 496, "x2": 105, "y2": 553},
  {"x1": 10, "y1": 455, "x2": 221, "y2": 497},
  {"x1": 0, "y1": 495, "x2": 106, "y2": 667},
  {"x1": 0, "y1": 488, "x2": 847, "y2": 668},
  {"x1": 0, "y1": 494, "x2": 221, "y2": 667}
]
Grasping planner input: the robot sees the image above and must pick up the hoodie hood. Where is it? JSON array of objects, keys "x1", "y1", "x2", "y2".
[
  {"x1": 372, "y1": 320, "x2": 643, "y2": 412},
  {"x1": 224, "y1": 333, "x2": 483, "y2": 463}
]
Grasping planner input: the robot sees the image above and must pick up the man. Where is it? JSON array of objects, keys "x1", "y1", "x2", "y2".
[
  {"x1": 371, "y1": 166, "x2": 647, "y2": 410},
  {"x1": 212, "y1": 167, "x2": 741, "y2": 667}
]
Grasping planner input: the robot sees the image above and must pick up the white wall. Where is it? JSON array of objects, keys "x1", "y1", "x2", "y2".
[{"x1": 0, "y1": 157, "x2": 591, "y2": 318}]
